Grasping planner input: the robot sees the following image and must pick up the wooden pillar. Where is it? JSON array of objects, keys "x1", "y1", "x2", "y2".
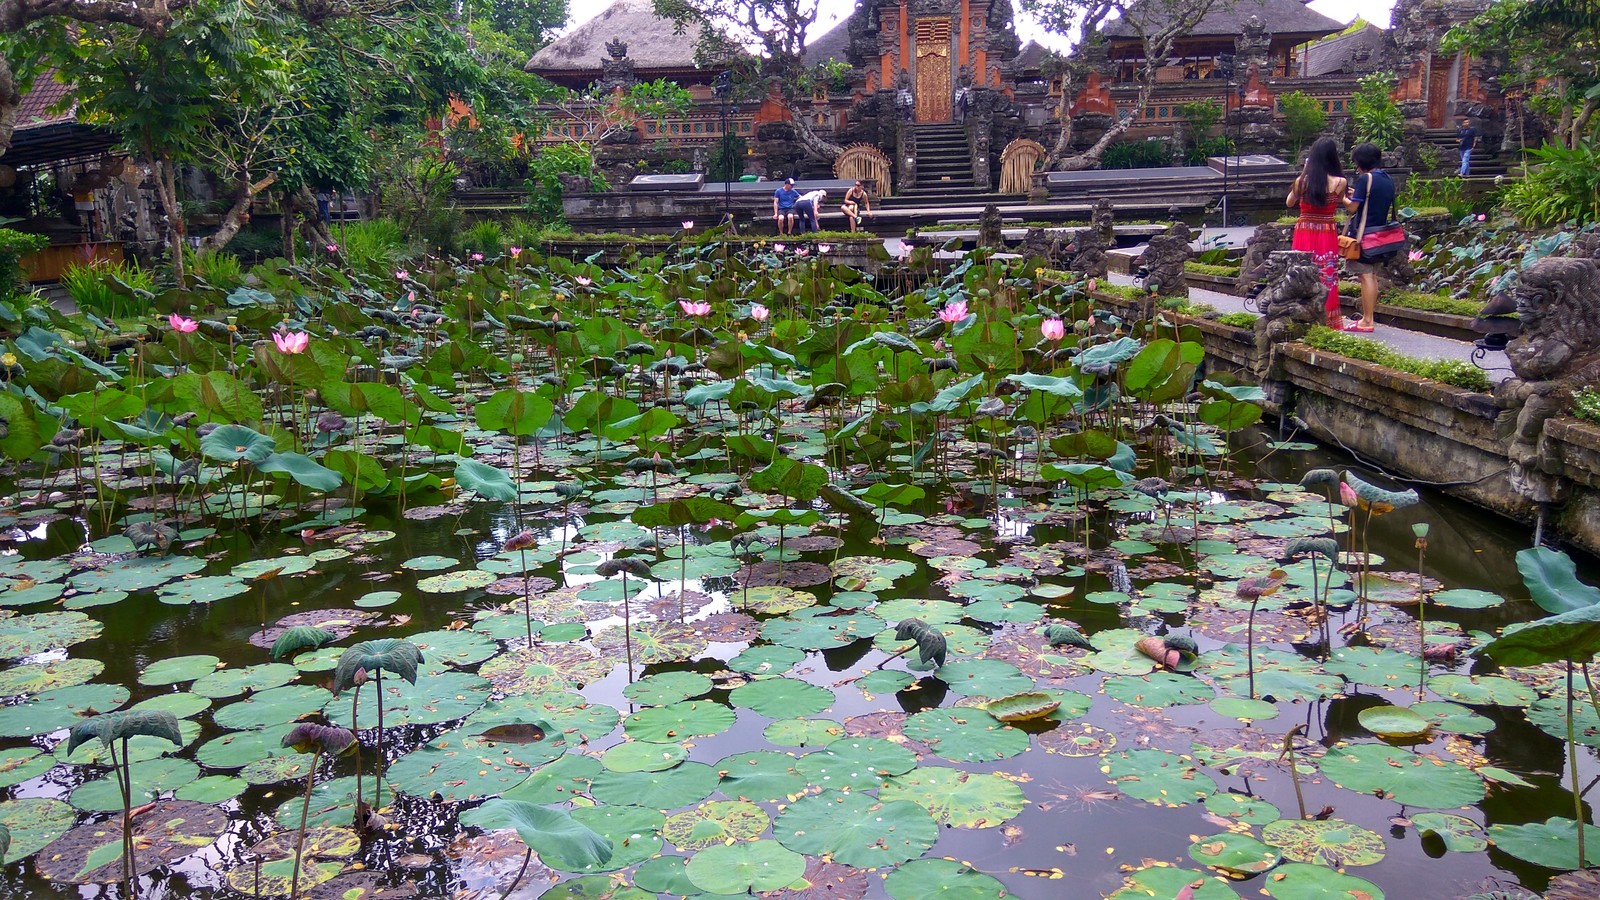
[
  {"x1": 977, "y1": 49, "x2": 988, "y2": 85},
  {"x1": 959, "y1": 0, "x2": 970, "y2": 68},
  {"x1": 899, "y1": 1, "x2": 909, "y2": 75},
  {"x1": 882, "y1": 52, "x2": 892, "y2": 88}
]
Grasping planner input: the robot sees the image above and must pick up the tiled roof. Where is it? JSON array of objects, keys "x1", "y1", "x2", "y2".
[
  {"x1": 1102, "y1": 0, "x2": 1344, "y2": 39},
  {"x1": 15, "y1": 72, "x2": 75, "y2": 131}
]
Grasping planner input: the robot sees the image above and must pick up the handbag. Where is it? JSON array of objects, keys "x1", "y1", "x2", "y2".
[
  {"x1": 1345, "y1": 173, "x2": 1408, "y2": 263},
  {"x1": 1337, "y1": 176, "x2": 1366, "y2": 261}
]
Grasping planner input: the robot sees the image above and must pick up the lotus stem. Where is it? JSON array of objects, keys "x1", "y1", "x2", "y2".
[
  {"x1": 289, "y1": 746, "x2": 322, "y2": 900},
  {"x1": 498, "y1": 848, "x2": 533, "y2": 900},
  {"x1": 1571, "y1": 661, "x2": 1587, "y2": 868},
  {"x1": 1283, "y1": 724, "x2": 1308, "y2": 820},
  {"x1": 1246, "y1": 596, "x2": 1260, "y2": 700}
]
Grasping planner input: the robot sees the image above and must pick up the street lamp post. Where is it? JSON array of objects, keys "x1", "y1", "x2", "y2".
[{"x1": 714, "y1": 70, "x2": 734, "y2": 227}]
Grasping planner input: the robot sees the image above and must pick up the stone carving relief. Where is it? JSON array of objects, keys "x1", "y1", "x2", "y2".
[
  {"x1": 1497, "y1": 257, "x2": 1600, "y2": 463},
  {"x1": 1139, "y1": 222, "x2": 1191, "y2": 296},
  {"x1": 1250, "y1": 250, "x2": 1328, "y2": 377},
  {"x1": 1066, "y1": 198, "x2": 1114, "y2": 277}
]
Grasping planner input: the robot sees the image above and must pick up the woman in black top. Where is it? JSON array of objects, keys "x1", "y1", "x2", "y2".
[
  {"x1": 841, "y1": 181, "x2": 872, "y2": 232},
  {"x1": 1341, "y1": 142, "x2": 1396, "y2": 333}
]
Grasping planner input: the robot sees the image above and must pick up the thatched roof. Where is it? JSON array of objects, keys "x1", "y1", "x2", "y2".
[
  {"x1": 1101, "y1": 0, "x2": 1343, "y2": 41},
  {"x1": 803, "y1": 19, "x2": 851, "y2": 67},
  {"x1": 1300, "y1": 23, "x2": 1386, "y2": 76},
  {"x1": 526, "y1": 0, "x2": 708, "y2": 74}
]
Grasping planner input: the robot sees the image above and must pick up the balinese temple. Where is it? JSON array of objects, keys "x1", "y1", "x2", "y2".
[{"x1": 518, "y1": 0, "x2": 1513, "y2": 191}]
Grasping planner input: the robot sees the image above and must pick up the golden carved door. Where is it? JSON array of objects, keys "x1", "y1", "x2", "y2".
[
  {"x1": 1425, "y1": 55, "x2": 1451, "y2": 128},
  {"x1": 915, "y1": 18, "x2": 952, "y2": 123}
]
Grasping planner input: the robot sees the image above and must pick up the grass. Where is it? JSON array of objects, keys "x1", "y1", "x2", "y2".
[
  {"x1": 1216, "y1": 312, "x2": 1259, "y2": 328},
  {"x1": 1301, "y1": 325, "x2": 1492, "y2": 392},
  {"x1": 1184, "y1": 261, "x2": 1240, "y2": 277},
  {"x1": 1094, "y1": 283, "x2": 1146, "y2": 301},
  {"x1": 1377, "y1": 289, "x2": 1484, "y2": 318},
  {"x1": 1574, "y1": 388, "x2": 1600, "y2": 424}
]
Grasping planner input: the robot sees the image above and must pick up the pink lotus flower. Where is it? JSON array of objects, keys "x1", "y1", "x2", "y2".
[
  {"x1": 1040, "y1": 317, "x2": 1065, "y2": 341},
  {"x1": 575, "y1": 276, "x2": 592, "y2": 286},
  {"x1": 407, "y1": 291, "x2": 416, "y2": 303},
  {"x1": 818, "y1": 244, "x2": 832, "y2": 254},
  {"x1": 1340, "y1": 481, "x2": 1358, "y2": 506},
  {"x1": 509, "y1": 246, "x2": 522, "y2": 257},
  {"x1": 1408, "y1": 250, "x2": 1424, "y2": 262},
  {"x1": 774, "y1": 243, "x2": 786, "y2": 253},
  {"x1": 750, "y1": 304, "x2": 769, "y2": 321},
  {"x1": 1476, "y1": 213, "x2": 1487, "y2": 221},
  {"x1": 681, "y1": 220, "x2": 695, "y2": 230},
  {"x1": 797, "y1": 248, "x2": 809, "y2": 257},
  {"x1": 1087, "y1": 278, "x2": 1099, "y2": 292},
  {"x1": 168, "y1": 314, "x2": 198, "y2": 333},
  {"x1": 678, "y1": 300, "x2": 711, "y2": 317},
  {"x1": 395, "y1": 269, "x2": 410, "y2": 281},
  {"x1": 274, "y1": 331, "x2": 309, "y2": 354},
  {"x1": 470, "y1": 252, "x2": 484, "y2": 262},
  {"x1": 938, "y1": 299, "x2": 969, "y2": 324},
  {"x1": 325, "y1": 244, "x2": 338, "y2": 253}
]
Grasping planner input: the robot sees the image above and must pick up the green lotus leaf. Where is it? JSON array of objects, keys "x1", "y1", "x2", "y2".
[
  {"x1": 331, "y1": 638, "x2": 422, "y2": 693},
  {"x1": 1262, "y1": 818, "x2": 1387, "y2": 867},
  {"x1": 773, "y1": 790, "x2": 938, "y2": 869},
  {"x1": 1188, "y1": 832, "x2": 1281, "y2": 874},
  {"x1": 685, "y1": 840, "x2": 805, "y2": 894},
  {"x1": 1261, "y1": 863, "x2": 1385, "y2": 899},
  {"x1": 879, "y1": 765, "x2": 1027, "y2": 828},
  {"x1": 1318, "y1": 744, "x2": 1484, "y2": 808},
  {"x1": 465, "y1": 798, "x2": 612, "y2": 871},
  {"x1": 1103, "y1": 749, "x2": 1219, "y2": 806},
  {"x1": 1356, "y1": 704, "x2": 1432, "y2": 739}
]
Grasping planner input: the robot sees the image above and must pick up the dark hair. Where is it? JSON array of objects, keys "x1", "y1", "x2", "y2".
[
  {"x1": 1302, "y1": 137, "x2": 1343, "y2": 206},
  {"x1": 1352, "y1": 142, "x2": 1382, "y2": 171}
]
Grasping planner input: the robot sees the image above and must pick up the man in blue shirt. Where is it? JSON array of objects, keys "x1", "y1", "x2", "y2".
[
  {"x1": 773, "y1": 178, "x2": 800, "y2": 235},
  {"x1": 1457, "y1": 118, "x2": 1477, "y2": 177}
]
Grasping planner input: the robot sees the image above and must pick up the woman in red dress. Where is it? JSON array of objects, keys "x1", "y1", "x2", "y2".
[{"x1": 1286, "y1": 138, "x2": 1349, "y2": 329}]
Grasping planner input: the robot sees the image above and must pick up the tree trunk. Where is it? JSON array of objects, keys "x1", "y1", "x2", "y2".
[
  {"x1": 1571, "y1": 98, "x2": 1596, "y2": 149},
  {"x1": 1050, "y1": 74, "x2": 1153, "y2": 172},
  {"x1": 152, "y1": 155, "x2": 187, "y2": 289},
  {"x1": 280, "y1": 191, "x2": 296, "y2": 263},
  {"x1": 1046, "y1": 73, "x2": 1077, "y2": 167},
  {"x1": 200, "y1": 172, "x2": 278, "y2": 253},
  {"x1": 788, "y1": 111, "x2": 844, "y2": 162},
  {"x1": 292, "y1": 184, "x2": 336, "y2": 251},
  {"x1": 0, "y1": 54, "x2": 20, "y2": 160}
]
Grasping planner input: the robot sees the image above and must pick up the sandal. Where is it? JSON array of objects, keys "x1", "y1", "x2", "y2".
[{"x1": 1346, "y1": 321, "x2": 1375, "y2": 333}]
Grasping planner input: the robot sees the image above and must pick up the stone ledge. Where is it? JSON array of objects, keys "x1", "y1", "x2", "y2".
[{"x1": 1542, "y1": 418, "x2": 1600, "y2": 489}]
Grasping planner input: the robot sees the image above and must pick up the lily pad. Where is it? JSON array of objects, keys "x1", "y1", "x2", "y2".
[
  {"x1": 0, "y1": 682, "x2": 130, "y2": 738},
  {"x1": 1262, "y1": 818, "x2": 1387, "y2": 866},
  {"x1": 1188, "y1": 832, "x2": 1282, "y2": 874},
  {"x1": 1411, "y1": 812, "x2": 1487, "y2": 852},
  {"x1": 774, "y1": 790, "x2": 938, "y2": 869},
  {"x1": 1318, "y1": 744, "x2": 1484, "y2": 808},
  {"x1": 0, "y1": 797, "x2": 75, "y2": 863},
  {"x1": 623, "y1": 700, "x2": 735, "y2": 743},
  {"x1": 600, "y1": 741, "x2": 687, "y2": 773},
  {"x1": 1262, "y1": 863, "x2": 1385, "y2": 899},
  {"x1": 1487, "y1": 817, "x2": 1600, "y2": 869},
  {"x1": 589, "y1": 760, "x2": 719, "y2": 810},
  {"x1": 621, "y1": 671, "x2": 713, "y2": 706},
  {"x1": 0, "y1": 610, "x2": 101, "y2": 658},
  {"x1": 0, "y1": 658, "x2": 103, "y2": 697},
  {"x1": 1356, "y1": 705, "x2": 1432, "y2": 739},
  {"x1": 138, "y1": 654, "x2": 222, "y2": 686},
  {"x1": 879, "y1": 766, "x2": 1027, "y2": 828},
  {"x1": 730, "y1": 677, "x2": 833, "y2": 717},
  {"x1": 717, "y1": 750, "x2": 810, "y2": 803},
  {"x1": 902, "y1": 708, "x2": 1028, "y2": 762},
  {"x1": 883, "y1": 858, "x2": 1010, "y2": 899},
  {"x1": 685, "y1": 839, "x2": 806, "y2": 894},
  {"x1": 1103, "y1": 749, "x2": 1218, "y2": 806},
  {"x1": 662, "y1": 800, "x2": 769, "y2": 850},
  {"x1": 795, "y1": 736, "x2": 917, "y2": 791}
]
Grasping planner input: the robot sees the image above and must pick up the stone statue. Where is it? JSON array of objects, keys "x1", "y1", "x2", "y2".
[
  {"x1": 1066, "y1": 198, "x2": 1114, "y2": 277},
  {"x1": 978, "y1": 204, "x2": 1004, "y2": 250},
  {"x1": 1250, "y1": 250, "x2": 1327, "y2": 378},
  {"x1": 1140, "y1": 222, "x2": 1191, "y2": 296},
  {"x1": 1020, "y1": 227, "x2": 1066, "y2": 264},
  {"x1": 1238, "y1": 221, "x2": 1295, "y2": 287},
  {"x1": 1496, "y1": 256, "x2": 1600, "y2": 463},
  {"x1": 597, "y1": 39, "x2": 637, "y2": 93}
]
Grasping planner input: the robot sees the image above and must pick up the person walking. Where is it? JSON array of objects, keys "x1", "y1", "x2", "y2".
[
  {"x1": 841, "y1": 180, "x2": 872, "y2": 232},
  {"x1": 772, "y1": 178, "x2": 800, "y2": 235},
  {"x1": 1286, "y1": 137, "x2": 1348, "y2": 329},
  {"x1": 793, "y1": 188, "x2": 827, "y2": 233},
  {"x1": 1456, "y1": 117, "x2": 1477, "y2": 177},
  {"x1": 1341, "y1": 142, "x2": 1398, "y2": 333}
]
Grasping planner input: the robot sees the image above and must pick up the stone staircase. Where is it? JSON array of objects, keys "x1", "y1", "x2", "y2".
[
  {"x1": 905, "y1": 123, "x2": 976, "y2": 195},
  {"x1": 1418, "y1": 128, "x2": 1515, "y2": 178}
]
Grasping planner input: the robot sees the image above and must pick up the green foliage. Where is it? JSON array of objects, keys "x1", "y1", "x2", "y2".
[
  {"x1": 270, "y1": 626, "x2": 338, "y2": 661},
  {"x1": 221, "y1": 225, "x2": 283, "y2": 261},
  {"x1": 1301, "y1": 326, "x2": 1492, "y2": 391},
  {"x1": 462, "y1": 219, "x2": 506, "y2": 257},
  {"x1": 67, "y1": 710, "x2": 183, "y2": 755},
  {"x1": 707, "y1": 133, "x2": 748, "y2": 182},
  {"x1": 1278, "y1": 91, "x2": 1328, "y2": 153},
  {"x1": 1101, "y1": 139, "x2": 1172, "y2": 170},
  {"x1": 375, "y1": 155, "x2": 463, "y2": 256},
  {"x1": 527, "y1": 143, "x2": 608, "y2": 225},
  {"x1": 0, "y1": 230, "x2": 48, "y2": 302},
  {"x1": 336, "y1": 220, "x2": 411, "y2": 275},
  {"x1": 1380, "y1": 289, "x2": 1483, "y2": 318},
  {"x1": 331, "y1": 639, "x2": 423, "y2": 693},
  {"x1": 1398, "y1": 177, "x2": 1470, "y2": 219},
  {"x1": 1573, "y1": 387, "x2": 1600, "y2": 423},
  {"x1": 1215, "y1": 312, "x2": 1259, "y2": 328},
  {"x1": 61, "y1": 260, "x2": 157, "y2": 319},
  {"x1": 1183, "y1": 261, "x2": 1240, "y2": 277},
  {"x1": 1502, "y1": 141, "x2": 1600, "y2": 227},
  {"x1": 1350, "y1": 73, "x2": 1404, "y2": 150},
  {"x1": 1179, "y1": 100, "x2": 1222, "y2": 136}
]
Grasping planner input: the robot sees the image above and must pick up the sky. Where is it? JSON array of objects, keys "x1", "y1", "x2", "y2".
[{"x1": 560, "y1": 0, "x2": 1399, "y2": 51}]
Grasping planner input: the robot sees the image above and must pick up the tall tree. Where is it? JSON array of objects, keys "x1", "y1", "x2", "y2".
[
  {"x1": 1024, "y1": 0, "x2": 1228, "y2": 168},
  {"x1": 1442, "y1": 0, "x2": 1600, "y2": 148}
]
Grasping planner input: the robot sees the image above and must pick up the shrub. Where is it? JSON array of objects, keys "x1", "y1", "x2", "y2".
[
  {"x1": 61, "y1": 259, "x2": 158, "y2": 320},
  {"x1": 1501, "y1": 141, "x2": 1600, "y2": 227},
  {"x1": 1216, "y1": 311, "x2": 1259, "y2": 328},
  {"x1": 527, "y1": 143, "x2": 610, "y2": 225},
  {"x1": 339, "y1": 220, "x2": 411, "y2": 275},
  {"x1": 1379, "y1": 289, "x2": 1484, "y2": 318},
  {"x1": 1184, "y1": 261, "x2": 1241, "y2": 277},
  {"x1": 462, "y1": 220, "x2": 506, "y2": 257},
  {"x1": 1397, "y1": 177, "x2": 1469, "y2": 219},
  {"x1": 1100, "y1": 140, "x2": 1172, "y2": 170},
  {"x1": 1574, "y1": 388, "x2": 1600, "y2": 424},
  {"x1": 1301, "y1": 325, "x2": 1491, "y2": 391},
  {"x1": 183, "y1": 248, "x2": 244, "y2": 288},
  {"x1": 222, "y1": 225, "x2": 283, "y2": 262},
  {"x1": 1279, "y1": 91, "x2": 1327, "y2": 154},
  {"x1": 707, "y1": 134, "x2": 748, "y2": 182},
  {"x1": 1350, "y1": 73, "x2": 1403, "y2": 150},
  {"x1": 0, "y1": 229, "x2": 48, "y2": 302}
]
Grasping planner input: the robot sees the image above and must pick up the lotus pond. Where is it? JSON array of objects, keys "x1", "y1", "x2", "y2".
[{"x1": 0, "y1": 246, "x2": 1595, "y2": 900}]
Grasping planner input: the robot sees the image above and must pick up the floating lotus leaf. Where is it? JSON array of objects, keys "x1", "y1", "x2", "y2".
[
  {"x1": 191, "y1": 662, "x2": 297, "y2": 698},
  {"x1": 632, "y1": 855, "x2": 694, "y2": 894},
  {"x1": 881, "y1": 858, "x2": 1009, "y2": 899},
  {"x1": 1318, "y1": 744, "x2": 1484, "y2": 808},
  {"x1": 879, "y1": 766, "x2": 1026, "y2": 828},
  {"x1": 661, "y1": 800, "x2": 769, "y2": 850},
  {"x1": 1189, "y1": 832, "x2": 1281, "y2": 874},
  {"x1": 600, "y1": 741, "x2": 686, "y2": 773},
  {"x1": 213, "y1": 685, "x2": 328, "y2": 730},
  {"x1": 1356, "y1": 705, "x2": 1433, "y2": 739},
  {"x1": 857, "y1": 670, "x2": 916, "y2": 695},
  {"x1": 173, "y1": 774, "x2": 245, "y2": 803},
  {"x1": 138, "y1": 654, "x2": 221, "y2": 686},
  {"x1": 1108, "y1": 865, "x2": 1240, "y2": 900},
  {"x1": 903, "y1": 707, "x2": 1028, "y2": 762},
  {"x1": 1225, "y1": 668, "x2": 1345, "y2": 703},
  {"x1": 461, "y1": 798, "x2": 613, "y2": 873},
  {"x1": 248, "y1": 826, "x2": 361, "y2": 861},
  {"x1": 717, "y1": 750, "x2": 810, "y2": 803},
  {"x1": 0, "y1": 580, "x2": 64, "y2": 607},
  {"x1": 738, "y1": 585, "x2": 820, "y2": 614},
  {"x1": 480, "y1": 645, "x2": 611, "y2": 694},
  {"x1": 197, "y1": 723, "x2": 296, "y2": 769},
  {"x1": 270, "y1": 774, "x2": 361, "y2": 829},
  {"x1": 685, "y1": 839, "x2": 806, "y2": 894},
  {"x1": 557, "y1": 805, "x2": 664, "y2": 874},
  {"x1": 0, "y1": 747, "x2": 53, "y2": 789},
  {"x1": 763, "y1": 717, "x2": 844, "y2": 747},
  {"x1": 984, "y1": 691, "x2": 1060, "y2": 721},
  {"x1": 239, "y1": 751, "x2": 316, "y2": 785},
  {"x1": 729, "y1": 677, "x2": 833, "y2": 717},
  {"x1": 156, "y1": 574, "x2": 250, "y2": 606},
  {"x1": 1411, "y1": 812, "x2": 1487, "y2": 852},
  {"x1": 1209, "y1": 696, "x2": 1279, "y2": 721},
  {"x1": 0, "y1": 610, "x2": 102, "y2": 658},
  {"x1": 0, "y1": 797, "x2": 74, "y2": 863},
  {"x1": 621, "y1": 672, "x2": 714, "y2": 709},
  {"x1": 499, "y1": 754, "x2": 601, "y2": 805},
  {"x1": 406, "y1": 629, "x2": 498, "y2": 668},
  {"x1": 1205, "y1": 791, "x2": 1281, "y2": 825},
  {"x1": 591, "y1": 622, "x2": 707, "y2": 665},
  {"x1": 1430, "y1": 589, "x2": 1505, "y2": 610},
  {"x1": 830, "y1": 556, "x2": 917, "y2": 592},
  {"x1": 70, "y1": 556, "x2": 206, "y2": 593},
  {"x1": 325, "y1": 672, "x2": 489, "y2": 728},
  {"x1": 1262, "y1": 863, "x2": 1385, "y2": 899},
  {"x1": 225, "y1": 858, "x2": 343, "y2": 895},
  {"x1": 774, "y1": 791, "x2": 938, "y2": 869},
  {"x1": 402, "y1": 554, "x2": 459, "y2": 571},
  {"x1": 1408, "y1": 701, "x2": 1493, "y2": 736},
  {"x1": 589, "y1": 759, "x2": 720, "y2": 810},
  {"x1": 874, "y1": 620, "x2": 989, "y2": 664},
  {"x1": 936, "y1": 658, "x2": 1031, "y2": 697},
  {"x1": 762, "y1": 608, "x2": 885, "y2": 650},
  {"x1": 0, "y1": 682, "x2": 129, "y2": 738},
  {"x1": 36, "y1": 799, "x2": 226, "y2": 884},
  {"x1": 874, "y1": 598, "x2": 964, "y2": 625},
  {"x1": 795, "y1": 736, "x2": 916, "y2": 791},
  {"x1": 463, "y1": 691, "x2": 619, "y2": 745},
  {"x1": 1104, "y1": 672, "x2": 1216, "y2": 708},
  {"x1": 1038, "y1": 722, "x2": 1118, "y2": 757},
  {"x1": 69, "y1": 757, "x2": 200, "y2": 811},
  {"x1": 761, "y1": 858, "x2": 870, "y2": 900},
  {"x1": 416, "y1": 568, "x2": 497, "y2": 593},
  {"x1": 1487, "y1": 817, "x2": 1600, "y2": 869},
  {"x1": 354, "y1": 590, "x2": 401, "y2": 608},
  {"x1": 1103, "y1": 749, "x2": 1218, "y2": 806},
  {"x1": 0, "y1": 658, "x2": 103, "y2": 697},
  {"x1": 387, "y1": 724, "x2": 568, "y2": 803},
  {"x1": 1427, "y1": 674, "x2": 1535, "y2": 707},
  {"x1": 1262, "y1": 818, "x2": 1387, "y2": 867},
  {"x1": 623, "y1": 700, "x2": 736, "y2": 743}
]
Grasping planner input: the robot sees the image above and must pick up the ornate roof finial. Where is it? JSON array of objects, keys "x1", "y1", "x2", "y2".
[{"x1": 605, "y1": 38, "x2": 629, "y2": 60}]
